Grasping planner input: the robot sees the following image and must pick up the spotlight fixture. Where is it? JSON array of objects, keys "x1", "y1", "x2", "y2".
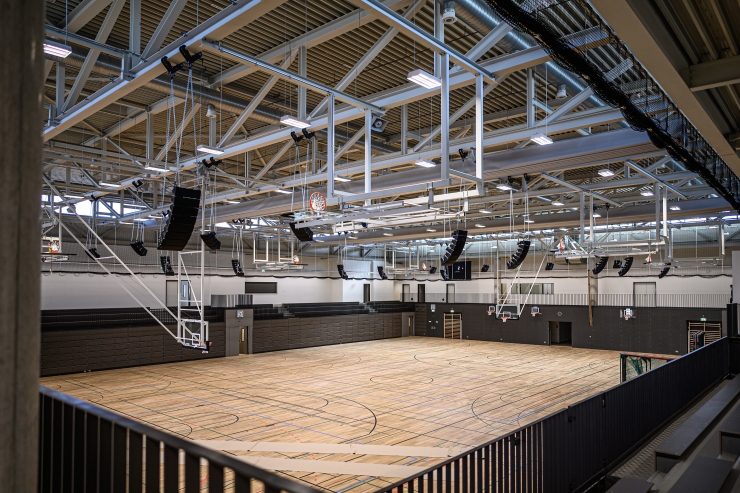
[
  {"x1": 415, "y1": 159, "x2": 436, "y2": 168},
  {"x1": 552, "y1": 200, "x2": 564, "y2": 206},
  {"x1": 531, "y1": 133, "x2": 553, "y2": 145},
  {"x1": 43, "y1": 39, "x2": 72, "y2": 58},
  {"x1": 407, "y1": 69, "x2": 442, "y2": 89},
  {"x1": 301, "y1": 128, "x2": 316, "y2": 140},
  {"x1": 206, "y1": 103, "x2": 217, "y2": 119},
  {"x1": 290, "y1": 131, "x2": 304, "y2": 145},
  {"x1": 598, "y1": 169, "x2": 615, "y2": 177},
  {"x1": 334, "y1": 176, "x2": 351, "y2": 182},
  {"x1": 556, "y1": 84, "x2": 567, "y2": 99},
  {"x1": 458, "y1": 149, "x2": 470, "y2": 161},
  {"x1": 196, "y1": 144, "x2": 224, "y2": 155},
  {"x1": 132, "y1": 180, "x2": 145, "y2": 190},
  {"x1": 670, "y1": 205, "x2": 681, "y2": 211},
  {"x1": 274, "y1": 189, "x2": 292, "y2": 194},
  {"x1": 496, "y1": 183, "x2": 513, "y2": 191},
  {"x1": 280, "y1": 115, "x2": 311, "y2": 129},
  {"x1": 640, "y1": 190, "x2": 654, "y2": 197}
]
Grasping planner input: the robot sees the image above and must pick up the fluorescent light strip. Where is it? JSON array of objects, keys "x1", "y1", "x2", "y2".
[
  {"x1": 274, "y1": 189, "x2": 292, "y2": 194},
  {"x1": 196, "y1": 144, "x2": 224, "y2": 155},
  {"x1": 144, "y1": 166, "x2": 167, "y2": 172},
  {"x1": 43, "y1": 39, "x2": 72, "y2": 58},
  {"x1": 426, "y1": 228, "x2": 436, "y2": 232},
  {"x1": 415, "y1": 159, "x2": 436, "y2": 168},
  {"x1": 383, "y1": 233, "x2": 394, "y2": 236},
  {"x1": 224, "y1": 200, "x2": 240, "y2": 204},
  {"x1": 551, "y1": 201, "x2": 564, "y2": 206},
  {"x1": 64, "y1": 194, "x2": 84, "y2": 199},
  {"x1": 598, "y1": 169, "x2": 614, "y2": 177},
  {"x1": 280, "y1": 115, "x2": 311, "y2": 129},
  {"x1": 99, "y1": 182, "x2": 121, "y2": 188},
  {"x1": 474, "y1": 224, "x2": 485, "y2": 228},
  {"x1": 531, "y1": 133, "x2": 553, "y2": 145},
  {"x1": 496, "y1": 183, "x2": 513, "y2": 191},
  {"x1": 407, "y1": 69, "x2": 442, "y2": 89},
  {"x1": 479, "y1": 209, "x2": 492, "y2": 214},
  {"x1": 670, "y1": 205, "x2": 681, "y2": 211},
  {"x1": 334, "y1": 176, "x2": 351, "y2": 182},
  {"x1": 640, "y1": 190, "x2": 654, "y2": 197}
]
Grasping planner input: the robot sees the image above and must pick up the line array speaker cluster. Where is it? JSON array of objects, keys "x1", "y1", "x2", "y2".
[
  {"x1": 158, "y1": 186, "x2": 201, "y2": 251},
  {"x1": 618, "y1": 257, "x2": 634, "y2": 276},
  {"x1": 658, "y1": 267, "x2": 670, "y2": 278},
  {"x1": 377, "y1": 266, "x2": 388, "y2": 280},
  {"x1": 290, "y1": 223, "x2": 314, "y2": 242},
  {"x1": 85, "y1": 247, "x2": 101, "y2": 260},
  {"x1": 337, "y1": 264, "x2": 349, "y2": 279},
  {"x1": 613, "y1": 259, "x2": 623, "y2": 269},
  {"x1": 441, "y1": 230, "x2": 468, "y2": 266},
  {"x1": 201, "y1": 231, "x2": 221, "y2": 250},
  {"x1": 440, "y1": 269, "x2": 450, "y2": 281},
  {"x1": 130, "y1": 241, "x2": 147, "y2": 256},
  {"x1": 592, "y1": 256, "x2": 609, "y2": 275},
  {"x1": 160, "y1": 256, "x2": 175, "y2": 276},
  {"x1": 231, "y1": 259, "x2": 245, "y2": 277},
  {"x1": 507, "y1": 240, "x2": 531, "y2": 269}
]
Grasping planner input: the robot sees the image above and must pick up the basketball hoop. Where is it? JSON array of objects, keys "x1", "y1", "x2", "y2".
[
  {"x1": 48, "y1": 240, "x2": 60, "y2": 254},
  {"x1": 621, "y1": 308, "x2": 634, "y2": 320},
  {"x1": 502, "y1": 315, "x2": 509, "y2": 323},
  {"x1": 487, "y1": 305, "x2": 495, "y2": 316},
  {"x1": 531, "y1": 306, "x2": 540, "y2": 317}
]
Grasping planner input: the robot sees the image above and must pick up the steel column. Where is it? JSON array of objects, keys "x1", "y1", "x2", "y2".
[
  {"x1": 441, "y1": 52, "x2": 450, "y2": 181},
  {"x1": 365, "y1": 109, "x2": 372, "y2": 205},
  {"x1": 327, "y1": 94, "x2": 335, "y2": 198}
]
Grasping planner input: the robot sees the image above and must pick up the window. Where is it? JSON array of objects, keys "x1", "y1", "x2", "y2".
[
  {"x1": 402, "y1": 284, "x2": 411, "y2": 302},
  {"x1": 244, "y1": 282, "x2": 277, "y2": 294},
  {"x1": 446, "y1": 284, "x2": 455, "y2": 303},
  {"x1": 509, "y1": 283, "x2": 554, "y2": 294}
]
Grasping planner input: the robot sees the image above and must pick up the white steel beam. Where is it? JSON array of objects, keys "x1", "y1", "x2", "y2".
[
  {"x1": 155, "y1": 103, "x2": 200, "y2": 161},
  {"x1": 624, "y1": 160, "x2": 688, "y2": 199},
  {"x1": 141, "y1": 0, "x2": 189, "y2": 60},
  {"x1": 255, "y1": 141, "x2": 293, "y2": 181},
  {"x1": 58, "y1": 0, "x2": 113, "y2": 32}
]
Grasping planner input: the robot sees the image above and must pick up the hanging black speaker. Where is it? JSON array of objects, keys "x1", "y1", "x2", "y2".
[
  {"x1": 613, "y1": 259, "x2": 623, "y2": 269},
  {"x1": 507, "y1": 240, "x2": 531, "y2": 269},
  {"x1": 545, "y1": 262, "x2": 554, "y2": 270},
  {"x1": 618, "y1": 257, "x2": 634, "y2": 277},
  {"x1": 200, "y1": 231, "x2": 221, "y2": 250},
  {"x1": 231, "y1": 259, "x2": 245, "y2": 277},
  {"x1": 160, "y1": 256, "x2": 175, "y2": 276},
  {"x1": 337, "y1": 264, "x2": 349, "y2": 279},
  {"x1": 130, "y1": 241, "x2": 147, "y2": 257},
  {"x1": 441, "y1": 268, "x2": 450, "y2": 281},
  {"x1": 592, "y1": 256, "x2": 609, "y2": 275},
  {"x1": 441, "y1": 229, "x2": 468, "y2": 266},
  {"x1": 658, "y1": 267, "x2": 670, "y2": 279},
  {"x1": 429, "y1": 266, "x2": 437, "y2": 274},
  {"x1": 377, "y1": 266, "x2": 388, "y2": 280},
  {"x1": 289, "y1": 222, "x2": 314, "y2": 242},
  {"x1": 158, "y1": 186, "x2": 201, "y2": 251},
  {"x1": 481, "y1": 264, "x2": 490, "y2": 273}
]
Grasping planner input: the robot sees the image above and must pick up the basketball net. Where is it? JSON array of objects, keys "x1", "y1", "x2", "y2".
[{"x1": 502, "y1": 315, "x2": 509, "y2": 323}]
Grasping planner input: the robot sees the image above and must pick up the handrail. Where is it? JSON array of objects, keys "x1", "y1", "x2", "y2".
[{"x1": 39, "y1": 385, "x2": 321, "y2": 493}]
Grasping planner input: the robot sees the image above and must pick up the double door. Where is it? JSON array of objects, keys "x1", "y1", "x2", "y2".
[{"x1": 444, "y1": 313, "x2": 462, "y2": 339}]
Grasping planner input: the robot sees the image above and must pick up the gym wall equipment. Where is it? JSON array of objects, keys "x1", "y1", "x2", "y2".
[
  {"x1": 289, "y1": 222, "x2": 314, "y2": 242},
  {"x1": 592, "y1": 256, "x2": 609, "y2": 275},
  {"x1": 441, "y1": 229, "x2": 468, "y2": 266},
  {"x1": 618, "y1": 257, "x2": 634, "y2": 276},
  {"x1": 201, "y1": 231, "x2": 221, "y2": 250},
  {"x1": 157, "y1": 186, "x2": 201, "y2": 251},
  {"x1": 507, "y1": 240, "x2": 531, "y2": 269},
  {"x1": 130, "y1": 241, "x2": 147, "y2": 257}
]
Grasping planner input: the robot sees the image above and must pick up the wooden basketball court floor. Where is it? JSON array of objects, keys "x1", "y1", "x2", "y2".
[{"x1": 42, "y1": 337, "x2": 627, "y2": 492}]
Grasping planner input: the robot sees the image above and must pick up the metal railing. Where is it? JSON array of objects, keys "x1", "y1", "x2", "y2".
[
  {"x1": 38, "y1": 386, "x2": 320, "y2": 493},
  {"x1": 411, "y1": 293, "x2": 730, "y2": 308},
  {"x1": 378, "y1": 337, "x2": 730, "y2": 493}
]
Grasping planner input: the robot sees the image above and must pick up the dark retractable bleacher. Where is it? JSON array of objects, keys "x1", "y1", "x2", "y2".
[
  {"x1": 41, "y1": 307, "x2": 225, "y2": 331},
  {"x1": 719, "y1": 400, "x2": 740, "y2": 454},
  {"x1": 283, "y1": 302, "x2": 371, "y2": 318},
  {"x1": 666, "y1": 456, "x2": 733, "y2": 493},
  {"x1": 366, "y1": 301, "x2": 416, "y2": 313},
  {"x1": 655, "y1": 376, "x2": 740, "y2": 472},
  {"x1": 605, "y1": 478, "x2": 653, "y2": 493}
]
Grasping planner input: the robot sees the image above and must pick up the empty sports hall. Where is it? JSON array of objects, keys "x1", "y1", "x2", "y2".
[{"x1": 6, "y1": 0, "x2": 740, "y2": 491}]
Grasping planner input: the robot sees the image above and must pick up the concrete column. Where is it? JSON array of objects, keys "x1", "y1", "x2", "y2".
[{"x1": 0, "y1": 0, "x2": 44, "y2": 490}]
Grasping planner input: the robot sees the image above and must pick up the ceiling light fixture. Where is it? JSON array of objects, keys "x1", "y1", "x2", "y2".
[
  {"x1": 64, "y1": 194, "x2": 84, "y2": 199},
  {"x1": 475, "y1": 224, "x2": 485, "y2": 228},
  {"x1": 415, "y1": 159, "x2": 436, "y2": 168},
  {"x1": 334, "y1": 176, "x2": 351, "y2": 182},
  {"x1": 407, "y1": 69, "x2": 442, "y2": 89},
  {"x1": 670, "y1": 205, "x2": 681, "y2": 211},
  {"x1": 592, "y1": 213, "x2": 601, "y2": 218},
  {"x1": 531, "y1": 133, "x2": 553, "y2": 145},
  {"x1": 99, "y1": 182, "x2": 121, "y2": 188},
  {"x1": 479, "y1": 209, "x2": 492, "y2": 214},
  {"x1": 598, "y1": 169, "x2": 614, "y2": 177},
  {"x1": 224, "y1": 200, "x2": 240, "y2": 204},
  {"x1": 552, "y1": 200, "x2": 564, "y2": 206},
  {"x1": 196, "y1": 144, "x2": 224, "y2": 155},
  {"x1": 383, "y1": 232, "x2": 394, "y2": 236},
  {"x1": 496, "y1": 183, "x2": 513, "y2": 191},
  {"x1": 144, "y1": 165, "x2": 167, "y2": 172},
  {"x1": 43, "y1": 39, "x2": 72, "y2": 58},
  {"x1": 640, "y1": 190, "x2": 654, "y2": 197},
  {"x1": 524, "y1": 219, "x2": 535, "y2": 224},
  {"x1": 426, "y1": 228, "x2": 436, "y2": 232},
  {"x1": 280, "y1": 115, "x2": 311, "y2": 129},
  {"x1": 274, "y1": 189, "x2": 292, "y2": 194}
]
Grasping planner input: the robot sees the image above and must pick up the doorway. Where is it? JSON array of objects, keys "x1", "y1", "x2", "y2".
[
  {"x1": 688, "y1": 321, "x2": 721, "y2": 352},
  {"x1": 418, "y1": 284, "x2": 425, "y2": 303},
  {"x1": 363, "y1": 284, "x2": 371, "y2": 303},
  {"x1": 402, "y1": 284, "x2": 411, "y2": 302},
  {"x1": 549, "y1": 321, "x2": 572, "y2": 346},
  {"x1": 633, "y1": 282, "x2": 656, "y2": 307},
  {"x1": 239, "y1": 326, "x2": 248, "y2": 354},
  {"x1": 444, "y1": 313, "x2": 462, "y2": 339},
  {"x1": 446, "y1": 283, "x2": 455, "y2": 303}
]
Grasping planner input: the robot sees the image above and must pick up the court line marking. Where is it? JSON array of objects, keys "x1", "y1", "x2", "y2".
[
  {"x1": 194, "y1": 440, "x2": 467, "y2": 458},
  {"x1": 237, "y1": 456, "x2": 428, "y2": 478}
]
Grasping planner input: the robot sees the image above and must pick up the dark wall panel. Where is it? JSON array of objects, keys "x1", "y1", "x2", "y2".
[
  {"x1": 417, "y1": 303, "x2": 723, "y2": 355},
  {"x1": 252, "y1": 313, "x2": 402, "y2": 353}
]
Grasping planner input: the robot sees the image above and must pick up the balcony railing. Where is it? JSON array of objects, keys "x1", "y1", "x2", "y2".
[
  {"x1": 404, "y1": 293, "x2": 730, "y2": 308},
  {"x1": 38, "y1": 386, "x2": 320, "y2": 493}
]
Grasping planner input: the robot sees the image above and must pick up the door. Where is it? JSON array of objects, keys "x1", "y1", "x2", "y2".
[
  {"x1": 418, "y1": 284, "x2": 426, "y2": 303},
  {"x1": 402, "y1": 284, "x2": 411, "y2": 302},
  {"x1": 444, "y1": 313, "x2": 462, "y2": 339},
  {"x1": 239, "y1": 326, "x2": 248, "y2": 354},
  {"x1": 363, "y1": 284, "x2": 371, "y2": 303},
  {"x1": 633, "y1": 282, "x2": 656, "y2": 307},
  {"x1": 446, "y1": 283, "x2": 455, "y2": 303}
]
